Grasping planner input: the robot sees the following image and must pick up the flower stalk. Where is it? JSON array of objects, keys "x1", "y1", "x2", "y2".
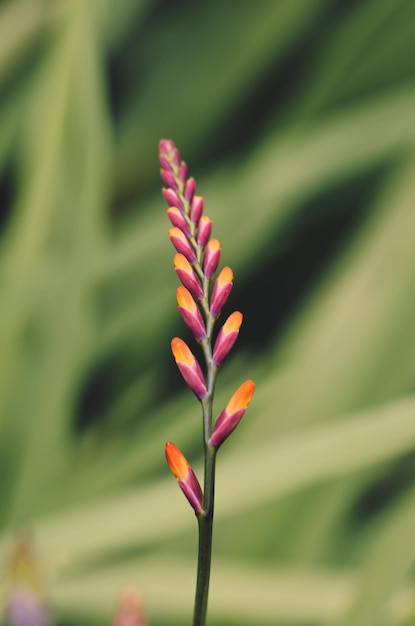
[{"x1": 159, "y1": 139, "x2": 255, "y2": 626}]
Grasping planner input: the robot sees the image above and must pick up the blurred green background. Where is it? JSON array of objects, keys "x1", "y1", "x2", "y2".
[{"x1": 1, "y1": 0, "x2": 415, "y2": 624}]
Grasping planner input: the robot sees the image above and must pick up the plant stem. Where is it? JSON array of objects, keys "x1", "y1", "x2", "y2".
[
  {"x1": 193, "y1": 441, "x2": 216, "y2": 626},
  {"x1": 193, "y1": 326, "x2": 217, "y2": 626}
]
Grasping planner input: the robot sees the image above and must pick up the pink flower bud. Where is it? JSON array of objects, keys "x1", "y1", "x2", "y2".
[
  {"x1": 203, "y1": 239, "x2": 221, "y2": 279},
  {"x1": 160, "y1": 169, "x2": 179, "y2": 192},
  {"x1": 174, "y1": 254, "x2": 204, "y2": 300},
  {"x1": 212, "y1": 311, "x2": 243, "y2": 366},
  {"x1": 179, "y1": 161, "x2": 188, "y2": 183},
  {"x1": 209, "y1": 381, "x2": 256, "y2": 448},
  {"x1": 159, "y1": 155, "x2": 173, "y2": 171},
  {"x1": 159, "y1": 139, "x2": 175, "y2": 156},
  {"x1": 171, "y1": 338, "x2": 207, "y2": 399},
  {"x1": 196, "y1": 216, "x2": 212, "y2": 247},
  {"x1": 184, "y1": 177, "x2": 196, "y2": 202},
  {"x1": 167, "y1": 208, "x2": 190, "y2": 236},
  {"x1": 169, "y1": 227, "x2": 196, "y2": 263},
  {"x1": 177, "y1": 287, "x2": 206, "y2": 340},
  {"x1": 159, "y1": 139, "x2": 180, "y2": 167},
  {"x1": 210, "y1": 266, "x2": 233, "y2": 317},
  {"x1": 190, "y1": 195, "x2": 204, "y2": 223},
  {"x1": 162, "y1": 188, "x2": 184, "y2": 211},
  {"x1": 165, "y1": 442, "x2": 204, "y2": 515}
]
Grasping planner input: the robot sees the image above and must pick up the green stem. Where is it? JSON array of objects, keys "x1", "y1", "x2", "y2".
[
  {"x1": 193, "y1": 441, "x2": 216, "y2": 626},
  {"x1": 192, "y1": 314, "x2": 217, "y2": 626}
]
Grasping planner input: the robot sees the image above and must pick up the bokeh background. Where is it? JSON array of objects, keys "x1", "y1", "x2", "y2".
[{"x1": 1, "y1": 0, "x2": 415, "y2": 624}]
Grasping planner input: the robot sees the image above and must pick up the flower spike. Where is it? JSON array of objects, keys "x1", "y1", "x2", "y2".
[
  {"x1": 177, "y1": 286, "x2": 206, "y2": 340},
  {"x1": 171, "y1": 337, "x2": 207, "y2": 399},
  {"x1": 159, "y1": 139, "x2": 255, "y2": 626},
  {"x1": 212, "y1": 311, "x2": 243, "y2": 366},
  {"x1": 165, "y1": 442, "x2": 204, "y2": 516},
  {"x1": 209, "y1": 380, "x2": 256, "y2": 448}
]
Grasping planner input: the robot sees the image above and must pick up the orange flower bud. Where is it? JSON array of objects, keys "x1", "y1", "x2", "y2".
[{"x1": 210, "y1": 381, "x2": 255, "y2": 448}]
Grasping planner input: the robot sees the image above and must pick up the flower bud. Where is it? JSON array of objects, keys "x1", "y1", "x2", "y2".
[
  {"x1": 165, "y1": 442, "x2": 204, "y2": 515},
  {"x1": 210, "y1": 266, "x2": 233, "y2": 317},
  {"x1": 190, "y1": 195, "x2": 204, "y2": 223},
  {"x1": 209, "y1": 380, "x2": 255, "y2": 448},
  {"x1": 178, "y1": 161, "x2": 188, "y2": 183},
  {"x1": 160, "y1": 169, "x2": 179, "y2": 192},
  {"x1": 159, "y1": 139, "x2": 180, "y2": 167},
  {"x1": 167, "y1": 208, "x2": 190, "y2": 236},
  {"x1": 212, "y1": 311, "x2": 243, "y2": 366},
  {"x1": 162, "y1": 188, "x2": 184, "y2": 211},
  {"x1": 171, "y1": 338, "x2": 207, "y2": 399},
  {"x1": 159, "y1": 155, "x2": 173, "y2": 172},
  {"x1": 203, "y1": 239, "x2": 221, "y2": 279},
  {"x1": 184, "y1": 177, "x2": 196, "y2": 202},
  {"x1": 169, "y1": 227, "x2": 196, "y2": 263},
  {"x1": 177, "y1": 287, "x2": 206, "y2": 340},
  {"x1": 174, "y1": 254, "x2": 204, "y2": 300},
  {"x1": 196, "y1": 216, "x2": 212, "y2": 247}
]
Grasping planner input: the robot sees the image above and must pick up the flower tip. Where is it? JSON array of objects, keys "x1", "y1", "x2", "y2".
[
  {"x1": 219, "y1": 266, "x2": 233, "y2": 285},
  {"x1": 228, "y1": 380, "x2": 256, "y2": 413},
  {"x1": 171, "y1": 337, "x2": 193, "y2": 366},
  {"x1": 224, "y1": 310, "x2": 243, "y2": 332},
  {"x1": 165, "y1": 441, "x2": 188, "y2": 480},
  {"x1": 176, "y1": 285, "x2": 193, "y2": 309}
]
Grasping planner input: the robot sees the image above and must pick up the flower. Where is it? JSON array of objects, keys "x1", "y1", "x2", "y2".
[
  {"x1": 171, "y1": 337, "x2": 207, "y2": 399},
  {"x1": 209, "y1": 380, "x2": 256, "y2": 448},
  {"x1": 165, "y1": 442, "x2": 204, "y2": 515}
]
